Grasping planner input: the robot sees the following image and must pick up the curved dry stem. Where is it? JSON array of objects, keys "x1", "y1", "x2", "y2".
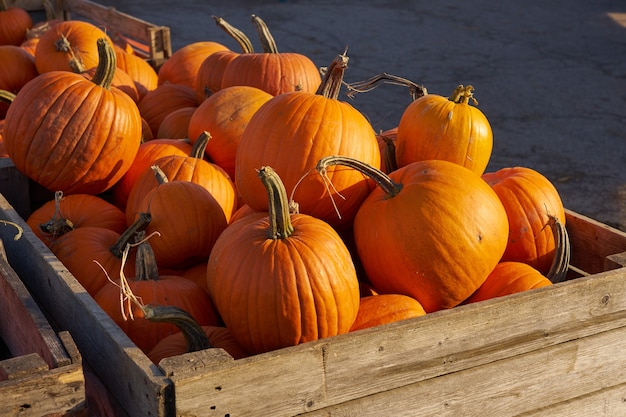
[
  {"x1": 346, "y1": 72, "x2": 428, "y2": 101},
  {"x1": 212, "y1": 15, "x2": 254, "y2": 53}
]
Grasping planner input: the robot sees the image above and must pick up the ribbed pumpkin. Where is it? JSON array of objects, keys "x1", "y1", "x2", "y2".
[
  {"x1": 0, "y1": 45, "x2": 38, "y2": 118},
  {"x1": 349, "y1": 294, "x2": 426, "y2": 332},
  {"x1": 187, "y1": 85, "x2": 273, "y2": 179},
  {"x1": 206, "y1": 167, "x2": 360, "y2": 355},
  {"x1": 481, "y1": 166, "x2": 566, "y2": 274},
  {"x1": 27, "y1": 191, "x2": 127, "y2": 246},
  {"x1": 112, "y1": 138, "x2": 194, "y2": 210},
  {"x1": 235, "y1": 53, "x2": 381, "y2": 230},
  {"x1": 138, "y1": 83, "x2": 198, "y2": 138},
  {"x1": 0, "y1": 1, "x2": 32, "y2": 46},
  {"x1": 157, "y1": 107, "x2": 196, "y2": 139},
  {"x1": 158, "y1": 41, "x2": 230, "y2": 90},
  {"x1": 34, "y1": 20, "x2": 112, "y2": 73},
  {"x1": 219, "y1": 15, "x2": 321, "y2": 96},
  {"x1": 316, "y1": 156, "x2": 509, "y2": 313},
  {"x1": 94, "y1": 237, "x2": 220, "y2": 353},
  {"x1": 4, "y1": 38, "x2": 142, "y2": 195},
  {"x1": 395, "y1": 85, "x2": 492, "y2": 176},
  {"x1": 114, "y1": 45, "x2": 158, "y2": 100},
  {"x1": 464, "y1": 261, "x2": 552, "y2": 304}
]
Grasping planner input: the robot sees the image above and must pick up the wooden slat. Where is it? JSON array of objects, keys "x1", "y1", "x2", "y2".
[
  {"x1": 565, "y1": 209, "x2": 626, "y2": 274},
  {"x1": 0, "y1": 159, "x2": 30, "y2": 220},
  {"x1": 0, "y1": 195, "x2": 173, "y2": 417},
  {"x1": 165, "y1": 266, "x2": 626, "y2": 416}
]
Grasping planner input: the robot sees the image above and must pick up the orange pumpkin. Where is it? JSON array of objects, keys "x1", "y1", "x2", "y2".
[
  {"x1": 206, "y1": 167, "x2": 360, "y2": 355},
  {"x1": 316, "y1": 156, "x2": 509, "y2": 313},
  {"x1": 235, "y1": 53, "x2": 381, "y2": 230},
  {"x1": 350, "y1": 294, "x2": 426, "y2": 332},
  {"x1": 464, "y1": 261, "x2": 552, "y2": 304},
  {"x1": 115, "y1": 46, "x2": 158, "y2": 100},
  {"x1": 0, "y1": 45, "x2": 38, "y2": 118},
  {"x1": 138, "y1": 83, "x2": 199, "y2": 138},
  {"x1": 157, "y1": 106, "x2": 196, "y2": 139},
  {"x1": 34, "y1": 20, "x2": 112, "y2": 73},
  {"x1": 219, "y1": 15, "x2": 321, "y2": 96},
  {"x1": 187, "y1": 85, "x2": 273, "y2": 179},
  {"x1": 157, "y1": 41, "x2": 230, "y2": 90},
  {"x1": 481, "y1": 166, "x2": 566, "y2": 274},
  {"x1": 0, "y1": 1, "x2": 32, "y2": 46},
  {"x1": 395, "y1": 85, "x2": 492, "y2": 176},
  {"x1": 376, "y1": 127, "x2": 398, "y2": 174},
  {"x1": 4, "y1": 38, "x2": 142, "y2": 195}
]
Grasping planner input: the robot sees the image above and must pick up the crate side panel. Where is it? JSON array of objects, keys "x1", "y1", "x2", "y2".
[
  {"x1": 168, "y1": 267, "x2": 626, "y2": 416},
  {"x1": 295, "y1": 325, "x2": 626, "y2": 417},
  {"x1": 0, "y1": 195, "x2": 172, "y2": 417},
  {"x1": 0, "y1": 159, "x2": 30, "y2": 219}
]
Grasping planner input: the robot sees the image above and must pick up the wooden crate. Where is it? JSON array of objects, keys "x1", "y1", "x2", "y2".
[
  {"x1": 1, "y1": 186, "x2": 626, "y2": 417},
  {"x1": 6, "y1": 0, "x2": 172, "y2": 65},
  {"x1": 0, "y1": 236, "x2": 85, "y2": 416}
]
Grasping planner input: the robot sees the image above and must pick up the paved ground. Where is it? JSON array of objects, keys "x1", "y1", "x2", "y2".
[{"x1": 105, "y1": 0, "x2": 626, "y2": 230}]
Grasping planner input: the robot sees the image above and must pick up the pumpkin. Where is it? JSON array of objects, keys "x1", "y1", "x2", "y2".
[
  {"x1": 4, "y1": 38, "x2": 142, "y2": 195},
  {"x1": 464, "y1": 261, "x2": 552, "y2": 304},
  {"x1": 395, "y1": 85, "x2": 493, "y2": 176},
  {"x1": 127, "y1": 166, "x2": 229, "y2": 269},
  {"x1": 115, "y1": 46, "x2": 159, "y2": 100},
  {"x1": 157, "y1": 41, "x2": 230, "y2": 90},
  {"x1": 235, "y1": 53, "x2": 381, "y2": 230},
  {"x1": 350, "y1": 294, "x2": 426, "y2": 332},
  {"x1": 157, "y1": 106, "x2": 196, "y2": 139},
  {"x1": 125, "y1": 133, "x2": 237, "y2": 226},
  {"x1": 145, "y1": 305, "x2": 248, "y2": 364},
  {"x1": 219, "y1": 15, "x2": 321, "y2": 96},
  {"x1": 194, "y1": 16, "x2": 255, "y2": 101},
  {"x1": 34, "y1": 20, "x2": 112, "y2": 73},
  {"x1": 376, "y1": 127, "x2": 398, "y2": 174},
  {"x1": 27, "y1": 191, "x2": 127, "y2": 246},
  {"x1": 82, "y1": 63, "x2": 140, "y2": 103},
  {"x1": 138, "y1": 83, "x2": 199, "y2": 138},
  {"x1": 481, "y1": 166, "x2": 566, "y2": 274},
  {"x1": 316, "y1": 156, "x2": 509, "y2": 313},
  {"x1": 94, "y1": 235, "x2": 220, "y2": 353},
  {"x1": 206, "y1": 166, "x2": 360, "y2": 355},
  {"x1": 0, "y1": 45, "x2": 38, "y2": 118},
  {"x1": 187, "y1": 85, "x2": 273, "y2": 179},
  {"x1": 111, "y1": 138, "x2": 194, "y2": 211},
  {"x1": 0, "y1": 0, "x2": 32, "y2": 46},
  {"x1": 0, "y1": 119, "x2": 7, "y2": 158}
]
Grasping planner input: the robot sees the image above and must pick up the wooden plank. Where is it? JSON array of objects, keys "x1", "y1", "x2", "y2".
[
  {"x1": 0, "y1": 353, "x2": 47, "y2": 380},
  {"x1": 565, "y1": 209, "x2": 626, "y2": 274},
  {"x1": 0, "y1": 195, "x2": 174, "y2": 417},
  {"x1": 297, "y1": 325, "x2": 626, "y2": 416},
  {"x1": 165, "y1": 266, "x2": 626, "y2": 416},
  {"x1": 0, "y1": 159, "x2": 30, "y2": 220}
]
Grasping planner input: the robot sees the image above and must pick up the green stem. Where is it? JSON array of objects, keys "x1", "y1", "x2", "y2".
[
  {"x1": 190, "y1": 131, "x2": 210, "y2": 159},
  {"x1": 0, "y1": 90, "x2": 16, "y2": 104},
  {"x1": 258, "y1": 166, "x2": 294, "y2": 239},
  {"x1": 212, "y1": 15, "x2": 254, "y2": 53},
  {"x1": 316, "y1": 155, "x2": 403, "y2": 198},
  {"x1": 250, "y1": 14, "x2": 278, "y2": 53},
  {"x1": 91, "y1": 38, "x2": 117, "y2": 89},
  {"x1": 134, "y1": 231, "x2": 160, "y2": 281},
  {"x1": 109, "y1": 212, "x2": 151, "y2": 258},
  {"x1": 142, "y1": 304, "x2": 211, "y2": 352},
  {"x1": 448, "y1": 84, "x2": 477, "y2": 105}
]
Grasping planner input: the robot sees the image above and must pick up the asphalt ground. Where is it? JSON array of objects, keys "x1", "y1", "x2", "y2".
[{"x1": 103, "y1": 0, "x2": 626, "y2": 230}]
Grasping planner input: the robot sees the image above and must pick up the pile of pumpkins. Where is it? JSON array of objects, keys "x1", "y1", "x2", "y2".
[{"x1": 0, "y1": 4, "x2": 568, "y2": 362}]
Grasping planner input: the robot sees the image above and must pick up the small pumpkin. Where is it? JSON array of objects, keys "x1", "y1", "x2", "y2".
[
  {"x1": 157, "y1": 41, "x2": 230, "y2": 90},
  {"x1": 395, "y1": 85, "x2": 493, "y2": 176},
  {"x1": 0, "y1": 45, "x2": 38, "y2": 118},
  {"x1": 115, "y1": 45, "x2": 159, "y2": 100},
  {"x1": 0, "y1": 0, "x2": 33, "y2": 46},
  {"x1": 138, "y1": 83, "x2": 199, "y2": 138},
  {"x1": 206, "y1": 166, "x2": 360, "y2": 355},
  {"x1": 464, "y1": 261, "x2": 552, "y2": 304},
  {"x1": 157, "y1": 107, "x2": 196, "y2": 139},
  {"x1": 350, "y1": 294, "x2": 426, "y2": 332}
]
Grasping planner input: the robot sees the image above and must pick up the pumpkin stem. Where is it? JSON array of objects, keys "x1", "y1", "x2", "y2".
[
  {"x1": 190, "y1": 131, "x2": 211, "y2": 159},
  {"x1": 90, "y1": 38, "x2": 117, "y2": 90},
  {"x1": 0, "y1": 90, "x2": 16, "y2": 104},
  {"x1": 346, "y1": 73, "x2": 428, "y2": 102},
  {"x1": 379, "y1": 131, "x2": 399, "y2": 173},
  {"x1": 258, "y1": 166, "x2": 295, "y2": 240},
  {"x1": 0, "y1": 0, "x2": 8, "y2": 12},
  {"x1": 151, "y1": 165, "x2": 169, "y2": 185},
  {"x1": 250, "y1": 14, "x2": 278, "y2": 53},
  {"x1": 448, "y1": 85, "x2": 478, "y2": 105},
  {"x1": 212, "y1": 15, "x2": 254, "y2": 53},
  {"x1": 316, "y1": 155, "x2": 403, "y2": 198},
  {"x1": 142, "y1": 304, "x2": 211, "y2": 352},
  {"x1": 110, "y1": 212, "x2": 151, "y2": 258},
  {"x1": 38, "y1": 191, "x2": 75, "y2": 239},
  {"x1": 545, "y1": 214, "x2": 571, "y2": 283},
  {"x1": 316, "y1": 53, "x2": 349, "y2": 100},
  {"x1": 134, "y1": 231, "x2": 160, "y2": 281}
]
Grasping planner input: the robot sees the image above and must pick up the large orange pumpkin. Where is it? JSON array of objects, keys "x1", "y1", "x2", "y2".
[
  {"x1": 34, "y1": 20, "x2": 112, "y2": 73},
  {"x1": 464, "y1": 261, "x2": 552, "y2": 304},
  {"x1": 481, "y1": 166, "x2": 566, "y2": 274},
  {"x1": 395, "y1": 85, "x2": 493, "y2": 176},
  {"x1": 317, "y1": 156, "x2": 509, "y2": 313},
  {"x1": 158, "y1": 41, "x2": 230, "y2": 90},
  {"x1": 219, "y1": 15, "x2": 321, "y2": 96},
  {"x1": 235, "y1": 53, "x2": 381, "y2": 230},
  {"x1": 206, "y1": 167, "x2": 360, "y2": 355},
  {"x1": 4, "y1": 38, "x2": 142, "y2": 195},
  {"x1": 0, "y1": 1, "x2": 32, "y2": 46}
]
